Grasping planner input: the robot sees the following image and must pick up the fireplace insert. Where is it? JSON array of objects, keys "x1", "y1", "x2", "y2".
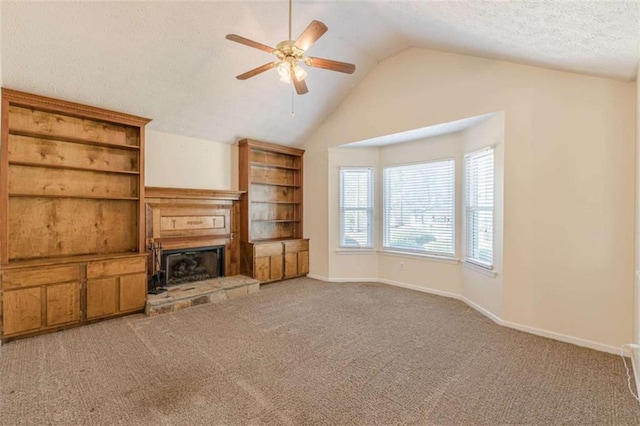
[{"x1": 161, "y1": 245, "x2": 225, "y2": 286}]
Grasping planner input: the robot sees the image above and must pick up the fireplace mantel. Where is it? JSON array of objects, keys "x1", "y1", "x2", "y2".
[
  {"x1": 145, "y1": 187, "x2": 245, "y2": 277},
  {"x1": 145, "y1": 187, "x2": 244, "y2": 201}
]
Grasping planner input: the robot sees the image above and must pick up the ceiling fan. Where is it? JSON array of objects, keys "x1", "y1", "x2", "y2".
[{"x1": 225, "y1": 0, "x2": 356, "y2": 95}]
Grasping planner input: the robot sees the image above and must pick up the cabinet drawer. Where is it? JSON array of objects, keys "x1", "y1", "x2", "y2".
[
  {"x1": 283, "y1": 239, "x2": 309, "y2": 253},
  {"x1": 2, "y1": 265, "x2": 80, "y2": 290},
  {"x1": 254, "y1": 243, "x2": 283, "y2": 257},
  {"x1": 87, "y1": 256, "x2": 146, "y2": 279}
]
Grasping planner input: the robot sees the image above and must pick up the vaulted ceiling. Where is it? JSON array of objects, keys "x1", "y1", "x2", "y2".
[{"x1": 2, "y1": 1, "x2": 639, "y2": 146}]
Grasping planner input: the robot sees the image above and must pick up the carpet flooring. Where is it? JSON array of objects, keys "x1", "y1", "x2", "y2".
[{"x1": 1, "y1": 278, "x2": 639, "y2": 425}]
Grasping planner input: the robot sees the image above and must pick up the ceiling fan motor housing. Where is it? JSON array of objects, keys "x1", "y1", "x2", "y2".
[{"x1": 275, "y1": 41, "x2": 305, "y2": 62}]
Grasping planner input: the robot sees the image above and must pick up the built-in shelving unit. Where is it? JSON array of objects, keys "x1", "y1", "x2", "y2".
[
  {"x1": 238, "y1": 139, "x2": 309, "y2": 282},
  {"x1": 0, "y1": 88, "x2": 151, "y2": 341}
]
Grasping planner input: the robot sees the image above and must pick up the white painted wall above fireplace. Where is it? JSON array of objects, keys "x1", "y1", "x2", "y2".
[{"x1": 145, "y1": 130, "x2": 239, "y2": 191}]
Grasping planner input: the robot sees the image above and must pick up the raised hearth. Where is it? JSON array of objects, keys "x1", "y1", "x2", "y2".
[{"x1": 146, "y1": 275, "x2": 259, "y2": 316}]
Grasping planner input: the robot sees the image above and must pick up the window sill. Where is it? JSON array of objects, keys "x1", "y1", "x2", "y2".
[
  {"x1": 462, "y1": 260, "x2": 497, "y2": 277},
  {"x1": 379, "y1": 250, "x2": 460, "y2": 265},
  {"x1": 335, "y1": 248, "x2": 377, "y2": 255}
]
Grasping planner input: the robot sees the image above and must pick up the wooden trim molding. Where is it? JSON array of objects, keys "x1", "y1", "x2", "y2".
[
  {"x1": 238, "y1": 138, "x2": 305, "y2": 156},
  {"x1": 1, "y1": 88, "x2": 151, "y2": 127},
  {"x1": 145, "y1": 187, "x2": 244, "y2": 201},
  {"x1": 0, "y1": 96, "x2": 9, "y2": 264}
]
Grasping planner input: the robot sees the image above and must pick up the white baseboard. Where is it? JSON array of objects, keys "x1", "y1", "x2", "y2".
[
  {"x1": 307, "y1": 274, "x2": 378, "y2": 283},
  {"x1": 377, "y1": 278, "x2": 461, "y2": 301},
  {"x1": 498, "y1": 318, "x2": 622, "y2": 355},
  {"x1": 328, "y1": 277, "x2": 380, "y2": 283},
  {"x1": 306, "y1": 273, "x2": 329, "y2": 281},
  {"x1": 312, "y1": 274, "x2": 625, "y2": 356},
  {"x1": 459, "y1": 295, "x2": 503, "y2": 324},
  {"x1": 632, "y1": 350, "x2": 640, "y2": 398}
]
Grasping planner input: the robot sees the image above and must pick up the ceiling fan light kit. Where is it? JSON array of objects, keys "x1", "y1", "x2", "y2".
[{"x1": 225, "y1": 1, "x2": 356, "y2": 95}]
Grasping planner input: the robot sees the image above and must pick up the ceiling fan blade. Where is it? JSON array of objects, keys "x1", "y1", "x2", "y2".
[
  {"x1": 236, "y1": 62, "x2": 277, "y2": 80},
  {"x1": 292, "y1": 74, "x2": 309, "y2": 95},
  {"x1": 305, "y1": 57, "x2": 356, "y2": 74},
  {"x1": 226, "y1": 34, "x2": 275, "y2": 54},
  {"x1": 295, "y1": 20, "x2": 328, "y2": 51}
]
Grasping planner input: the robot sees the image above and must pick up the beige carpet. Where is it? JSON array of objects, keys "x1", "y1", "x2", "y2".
[{"x1": 1, "y1": 278, "x2": 639, "y2": 425}]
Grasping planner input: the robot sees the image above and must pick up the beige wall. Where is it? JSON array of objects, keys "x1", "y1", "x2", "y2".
[
  {"x1": 145, "y1": 130, "x2": 238, "y2": 190},
  {"x1": 461, "y1": 114, "x2": 505, "y2": 317},
  {"x1": 635, "y1": 61, "x2": 639, "y2": 371},
  {"x1": 326, "y1": 147, "x2": 379, "y2": 280},
  {"x1": 303, "y1": 48, "x2": 636, "y2": 349},
  {"x1": 305, "y1": 145, "x2": 330, "y2": 277}
]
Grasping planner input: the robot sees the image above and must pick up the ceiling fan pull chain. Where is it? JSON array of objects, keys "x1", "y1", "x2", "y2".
[{"x1": 291, "y1": 87, "x2": 295, "y2": 117}]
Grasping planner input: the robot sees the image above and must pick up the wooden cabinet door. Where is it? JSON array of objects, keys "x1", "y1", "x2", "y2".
[
  {"x1": 87, "y1": 256, "x2": 147, "y2": 318},
  {"x1": 252, "y1": 243, "x2": 283, "y2": 282},
  {"x1": 86, "y1": 278, "x2": 118, "y2": 319},
  {"x1": 284, "y1": 252, "x2": 298, "y2": 277},
  {"x1": 2, "y1": 287, "x2": 42, "y2": 336},
  {"x1": 282, "y1": 240, "x2": 309, "y2": 278},
  {"x1": 46, "y1": 282, "x2": 81, "y2": 327},
  {"x1": 119, "y1": 273, "x2": 147, "y2": 312},
  {"x1": 269, "y1": 254, "x2": 283, "y2": 280},
  {"x1": 253, "y1": 257, "x2": 269, "y2": 281},
  {"x1": 283, "y1": 250, "x2": 308, "y2": 277},
  {"x1": 253, "y1": 254, "x2": 284, "y2": 282},
  {"x1": 298, "y1": 251, "x2": 309, "y2": 275},
  {"x1": 2, "y1": 264, "x2": 81, "y2": 336}
]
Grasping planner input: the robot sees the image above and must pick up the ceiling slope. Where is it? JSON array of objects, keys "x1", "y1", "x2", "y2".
[{"x1": 2, "y1": 1, "x2": 638, "y2": 146}]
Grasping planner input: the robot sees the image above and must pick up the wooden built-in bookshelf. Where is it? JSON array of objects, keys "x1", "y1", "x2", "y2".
[
  {"x1": 0, "y1": 89, "x2": 151, "y2": 341},
  {"x1": 238, "y1": 139, "x2": 309, "y2": 282}
]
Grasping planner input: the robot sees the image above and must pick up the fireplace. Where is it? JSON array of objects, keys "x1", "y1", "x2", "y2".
[{"x1": 161, "y1": 245, "x2": 225, "y2": 286}]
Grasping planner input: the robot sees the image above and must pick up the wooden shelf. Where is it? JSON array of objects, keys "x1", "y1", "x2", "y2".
[
  {"x1": 9, "y1": 193, "x2": 139, "y2": 201},
  {"x1": 8, "y1": 161, "x2": 139, "y2": 175},
  {"x1": 251, "y1": 181, "x2": 300, "y2": 188},
  {"x1": 251, "y1": 161, "x2": 299, "y2": 171},
  {"x1": 9, "y1": 129, "x2": 140, "y2": 151}
]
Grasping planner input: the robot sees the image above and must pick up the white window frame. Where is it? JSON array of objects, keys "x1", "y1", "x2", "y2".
[
  {"x1": 382, "y1": 158, "x2": 456, "y2": 257},
  {"x1": 339, "y1": 167, "x2": 374, "y2": 249},
  {"x1": 464, "y1": 147, "x2": 495, "y2": 269}
]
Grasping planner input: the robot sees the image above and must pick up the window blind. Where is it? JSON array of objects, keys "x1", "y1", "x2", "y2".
[
  {"x1": 340, "y1": 167, "x2": 373, "y2": 248},
  {"x1": 465, "y1": 148, "x2": 494, "y2": 268},
  {"x1": 383, "y1": 159, "x2": 455, "y2": 256}
]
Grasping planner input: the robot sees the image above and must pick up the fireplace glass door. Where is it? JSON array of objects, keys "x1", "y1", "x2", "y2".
[{"x1": 161, "y1": 246, "x2": 224, "y2": 286}]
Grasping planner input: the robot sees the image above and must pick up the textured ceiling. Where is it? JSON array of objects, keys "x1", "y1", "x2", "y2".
[{"x1": 2, "y1": 1, "x2": 639, "y2": 146}]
